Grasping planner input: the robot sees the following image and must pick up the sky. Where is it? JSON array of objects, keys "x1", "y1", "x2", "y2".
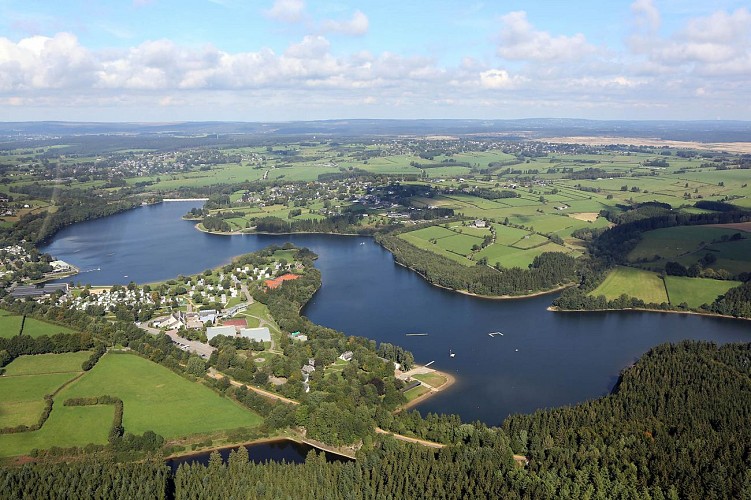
[{"x1": 1, "y1": 0, "x2": 750, "y2": 122}]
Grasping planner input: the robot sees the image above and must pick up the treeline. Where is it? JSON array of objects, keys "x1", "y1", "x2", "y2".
[
  {"x1": 376, "y1": 232, "x2": 578, "y2": 296},
  {"x1": 5, "y1": 341, "x2": 750, "y2": 498},
  {"x1": 0, "y1": 197, "x2": 138, "y2": 245},
  {"x1": 590, "y1": 209, "x2": 751, "y2": 266},
  {"x1": 503, "y1": 341, "x2": 751, "y2": 499},
  {"x1": 0, "y1": 331, "x2": 94, "y2": 369},
  {"x1": 252, "y1": 213, "x2": 372, "y2": 235},
  {"x1": 0, "y1": 459, "x2": 170, "y2": 499}
]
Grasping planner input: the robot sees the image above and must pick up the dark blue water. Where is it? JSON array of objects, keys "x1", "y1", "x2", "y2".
[
  {"x1": 165, "y1": 440, "x2": 349, "y2": 472},
  {"x1": 41, "y1": 201, "x2": 750, "y2": 425}
]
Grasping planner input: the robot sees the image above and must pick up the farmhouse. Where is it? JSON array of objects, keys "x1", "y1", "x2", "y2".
[
  {"x1": 472, "y1": 219, "x2": 487, "y2": 228},
  {"x1": 339, "y1": 351, "x2": 354, "y2": 362},
  {"x1": 239, "y1": 327, "x2": 271, "y2": 342}
]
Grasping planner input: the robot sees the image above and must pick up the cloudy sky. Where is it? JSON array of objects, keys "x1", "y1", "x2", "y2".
[{"x1": 1, "y1": 0, "x2": 750, "y2": 122}]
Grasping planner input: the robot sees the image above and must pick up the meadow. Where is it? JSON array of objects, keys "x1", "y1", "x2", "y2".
[
  {"x1": 0, "y1": 309, "x2": 76, "y2": 339},
  {"x1": 0, "y1": 352, "x2": 90, "y2": 430},
  {"x1": 590, "y1": 267, "x2": 669, "y2": 304},
  {"x1": 663, "y1": 276, "x2": 742, "y2": 308},
  {"x1": 0, "y1": 352, "x2": 263, "y2": 457}
]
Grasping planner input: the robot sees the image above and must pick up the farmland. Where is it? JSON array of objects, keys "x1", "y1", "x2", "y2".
[
  {"x1": 663, "y1": 276, "x2": 742, "y2": 308},
  {"x1": 0, "y1": 352, "x2": 262, "y2": 457},
  {"x1": 590, "y1": 267, "x2": 669, "y2": 304},
  {"x1": 0, "y1": 309, "x2": 76, "y2": 339},
  {"x1": 628, "y1": 226, "x2": 751, "y2": 276}
]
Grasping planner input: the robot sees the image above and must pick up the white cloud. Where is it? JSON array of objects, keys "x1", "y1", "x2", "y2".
[
  {"x1": 496, "y1": 11, "x2": 595, "y2": 61},
  {"x1": 321, "y1": 10, "x2": 369, "y2": 36},
  {"x1": 631, "y1": 0, "x2": 660, "y2": 33},
  {"x1": 479, "y1": 69, "x2": 520, "y2": 89},
  {"x1": 265, "y1": 0, "x2": 305, "y2": 23}
]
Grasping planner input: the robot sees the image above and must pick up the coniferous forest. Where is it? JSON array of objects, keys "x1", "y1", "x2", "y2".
[{"x1": 2, "y1": 341, "x2": 750, "y2": 499}]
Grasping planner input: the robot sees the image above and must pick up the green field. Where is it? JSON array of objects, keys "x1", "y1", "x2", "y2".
[
  {"x1": 0, "y1": 352, "x2": 90, "y2": 429},
  {"x1": 0, "y1": 309, "x2": 76, "y2": 338},
  {"x1": 2, "y1": 352, "x2": 91, "y2": 376},
  {"x1": 629, "y1": 226, "x2": 751, "y2": 275},
  {"x1": 61, "y1": 353, "x2": 262, "y2": 438},
  {"x1": 628, "y1": 226, "x2": 741, "y2": 262},
  {"x1": 0, "y1": 352, "x2": 263, "y2": 457},
  {"x1": 591, "y1": 267, "x2": 669, "y2": 304},
  {"x1": 664, "y1": 276, "x2": 742, "y2": 308}
]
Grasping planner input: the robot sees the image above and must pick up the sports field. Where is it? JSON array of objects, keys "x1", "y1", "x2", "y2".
[{"x1": 590, "y1": 267, "x2": 669, "y2": 304}]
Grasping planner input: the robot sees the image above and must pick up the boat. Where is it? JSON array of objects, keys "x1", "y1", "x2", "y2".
[
  {"x1": 488, "y1": 332, "x2": 504, "y2": 337},
  {"x1": 449, "y1": 350, "x2": 456, "y2": 358}
]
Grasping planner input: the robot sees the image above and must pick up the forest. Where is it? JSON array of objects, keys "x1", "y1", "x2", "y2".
[
  {"x1": 2, "y1": 341, "x2": 749, "y2": 499},
  {"x1": 376, "y1": 232, "x2": 578, "y2": 296}
]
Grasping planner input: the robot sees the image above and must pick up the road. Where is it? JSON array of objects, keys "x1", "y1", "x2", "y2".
[{"x1": 138, "y1": 323, "x2": 215, "y2": 359}]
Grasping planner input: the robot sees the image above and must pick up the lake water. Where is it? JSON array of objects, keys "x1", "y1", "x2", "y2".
[
  {"x1": 165, "y1": 440, "x2": 349, "y2": 472},
  {"x1": 41, "y1": 201, "x2": 750, "y2": 425}
]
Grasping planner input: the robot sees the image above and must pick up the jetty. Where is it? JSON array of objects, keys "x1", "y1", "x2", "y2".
[
  {"x1": 405, "y1": 333, "x2": 429, "y2": 336},
  {"x1": 424, "y1": 360, "x2": 435, "y2": 367}
]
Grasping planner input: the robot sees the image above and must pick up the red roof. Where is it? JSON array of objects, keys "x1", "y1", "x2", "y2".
[
  {"x1": 265, "y1": 273, "x2": 300, "y2": 289},
  {"x1": 222, "y1": 319, "x2": 247, "y2": 328}
]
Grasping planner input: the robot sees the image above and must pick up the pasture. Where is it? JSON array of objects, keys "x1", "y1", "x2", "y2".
[
  {"x1": 664, "y1": 276, "x2": 742, "y2": 308},
  {"x1": 590, "y1": 267, "x2": 669, "y2": 304},
  {"x1": 0, "y1": 310, "x2": 76, "y2": 338},
  {"x1": 0, "y1": 352, "x2": 263, "y2": 457},
  {"x1": 59, "y1": 353, "x2": 261, "y2": 438},
  {"x1": 0, "y1": 352, "x2": 90, "y2": 430}
]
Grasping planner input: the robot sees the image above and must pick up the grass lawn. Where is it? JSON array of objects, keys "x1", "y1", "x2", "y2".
[
  {"x1": 403, "y1": 385, "x2": 430, "y2": 402},
  {"x1": 591, "y1": 266, "x2": 669, "y2": 304},
  {"x1": 2, "y1": 352, "x2": 91, "y2": 376},
  {"x1": 412, "y1": 372, "x2": 447, "y2": 389},
  {"x1": 0, "y1": 309, "x2": 23, "y2": 338},
  {"x1": 664, "y1": 276, "x2": 742, "y2": 308},
  {"x1": 59, "y1": 353, "x2": 262, "y2": 438}
]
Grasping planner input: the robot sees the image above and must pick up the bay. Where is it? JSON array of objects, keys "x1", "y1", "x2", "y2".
[{"x1": 41, "y1": 201, "x2": 750, "y2": 425}]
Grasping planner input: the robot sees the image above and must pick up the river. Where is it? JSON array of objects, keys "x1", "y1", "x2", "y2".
[{"x1": 41, "y1": 201, "x2": 750, "y2": 425}]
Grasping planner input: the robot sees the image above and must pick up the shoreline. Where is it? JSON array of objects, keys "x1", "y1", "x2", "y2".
[
  {"x1": 163, "y1": 198, "x2": 209, "y2": 202},
  {"x1": 548, "y1": 305, "x2": 751, "y2": 322},
  {"x1": 392, "y1": 259, "x2": 573, "y2": 300},
  {"x1": 191, "y1": 222, "x2": 368, "y2": 237},
  {"x1": 396, "y1": 367, "x2": 456, "y2": 413}
]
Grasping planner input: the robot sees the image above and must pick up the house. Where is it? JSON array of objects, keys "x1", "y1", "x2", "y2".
[
  {"x1": 472, "y1": 219, "x2": 486, "y2": 228},
  {"x1": 206, "y1": 325, "x2": 237, "y2": 340},
  {"x1": 339, "y1": 351, "x2": 354, "y2": 362},
  {"x1": 301, "y1": 364, "x2": 316, "y2": 375},
  {"x1": 401, "y1": 380, "x2": 421, "y2": 392},
  {"x1": 289, "y1": 331, "x2": 308, "y2": 342},
  {"x1": 239, "y1": 327, "x2": 271, "y2": 342},
  {"x1": 198, "y1": 309, "x2": 217, "y2": 324}
]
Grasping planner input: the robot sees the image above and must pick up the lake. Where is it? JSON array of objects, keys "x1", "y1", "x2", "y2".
[
  {"x1": 165, "y1": 440, "x2": 350, "y2": 472},
  {"x1": 41, "y1": 201, "x2": 750, "y2": 425}
]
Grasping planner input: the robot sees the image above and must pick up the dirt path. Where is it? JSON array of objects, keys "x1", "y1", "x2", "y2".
[
  {"x1": 375, "y1": 428, "x2": 445, "y2": 448},
  {"x1": 206, "y1": 369, "x2": 298, "y2": 405}
]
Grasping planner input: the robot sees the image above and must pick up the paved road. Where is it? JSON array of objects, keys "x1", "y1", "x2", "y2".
[{"x1": 138, "y1": 322, "x2": 215, "y2": 359}]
